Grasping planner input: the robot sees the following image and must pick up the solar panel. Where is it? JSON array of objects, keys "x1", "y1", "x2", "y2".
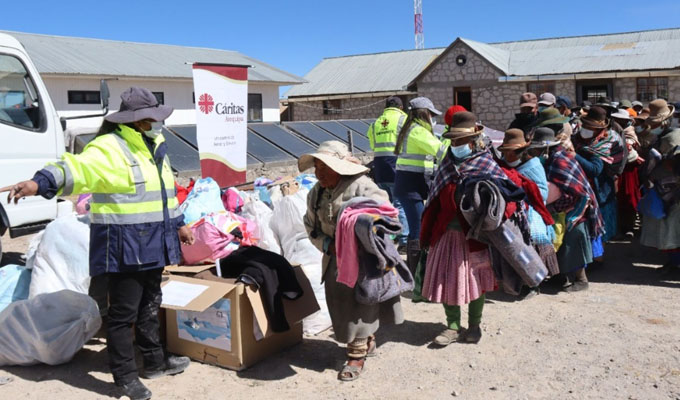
[
  {"x1": 247, "y1": 130, "x2": 295, "y2": 163},
  {"x1": 249, "y1": 123, "x2": 316, "y2": 158},
  {"x1": 248, "y1": 154, "x2": 262, "y2": 167},
  {"x1": 162, "y1": 127, "x2": 201, "y2": 172},
  {"x1": 167, "y1": 125, "x2": 198, "y2": 148},
  {"x1": 312, "y1": 121, "x2": 372, "y2": 153},
  {"x1": 361, "y1": 119, "x2": 376, "y2": 126},
  {"x1": 284, "y1": 122, "x2": 340, "y2": 146},
  {"x1": 337, "y1": 120, "x2": 371, "y2": 137}
]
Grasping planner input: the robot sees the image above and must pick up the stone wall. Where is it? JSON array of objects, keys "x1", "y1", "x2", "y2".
[
  {"x1": 613, "y1": 78, "x2": 637, "y2": 102},
  {"x1": 289, "y1": 96, "x2": 402, "y2": 121},
  {"x1": 668, "y1": 76, "x2": 680, "y2": 101}
]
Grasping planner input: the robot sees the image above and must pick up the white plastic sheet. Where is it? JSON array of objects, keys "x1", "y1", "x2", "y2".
[
  {"x1": 27, "y1": 215, "x2": 91, "y2": 298},
  {"x1": 271, "y1": 190, "x2": 331, "y2": 335},
  {"x1": 0, "y1": 290, "x2": 101, "y2": 366}
]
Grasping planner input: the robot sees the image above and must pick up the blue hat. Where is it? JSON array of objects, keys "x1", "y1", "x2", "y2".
[{"x1": 555, "y1": 95, "x2": 572, "y2": 109}]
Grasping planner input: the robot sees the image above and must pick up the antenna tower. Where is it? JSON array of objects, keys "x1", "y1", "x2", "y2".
[{"x1": 414, "y1": 0, "x2": 424, "y2": 49}]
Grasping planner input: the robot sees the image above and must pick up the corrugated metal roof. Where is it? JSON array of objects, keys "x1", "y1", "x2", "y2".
[
  {"x1": 486, "y1": 28, "x2": 680, "y2": 76},
  {"x1": 2, "y1": 31, "x2": 305, "y2": 84},
  {"x1": 460, "y1": 38, "x2": 509, "y2": 74},
  {"x1": 284, "y1": 48, "x2": 444, "y2": 98}
]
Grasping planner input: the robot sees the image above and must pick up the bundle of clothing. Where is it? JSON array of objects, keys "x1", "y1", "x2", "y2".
[
  {"x1": 335, "y1": 198, "x2": 414, "y2": 305},
  {"x1": 218, "y1": 246, "x2": 304, "y2": 333}
]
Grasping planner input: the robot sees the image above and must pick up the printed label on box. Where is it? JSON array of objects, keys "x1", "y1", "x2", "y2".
[{"x1": 177, "y1": 298, "x2": 232, "y2": 351}]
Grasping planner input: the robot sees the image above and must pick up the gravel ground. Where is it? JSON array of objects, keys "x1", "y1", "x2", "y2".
[{"x1": 1, "y1": 231, "x2": 679, "y2": 400}]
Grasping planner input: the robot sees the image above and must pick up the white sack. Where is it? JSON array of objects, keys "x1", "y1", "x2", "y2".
[
  {"x1": 271, "y1": 190, "x2": 331, "y2": 335},
  {"x1": 241, "y1": 193, "x2": 281, "y2": 254},
  {"x1": 0, "y1": 290, "x2": 101, "y2": 366},
  {"x1": 28, "y1": 215, "x2": 90, "y2": 298}
]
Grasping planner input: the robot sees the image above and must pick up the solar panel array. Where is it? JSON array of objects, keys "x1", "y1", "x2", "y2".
[{"x1": 73, "y1": 120, "x2": 377, "y2": 173}]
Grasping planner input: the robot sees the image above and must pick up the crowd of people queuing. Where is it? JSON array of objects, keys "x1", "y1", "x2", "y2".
[{"x1": 300, "y1": 91, "x2": 679, "y2": 381}]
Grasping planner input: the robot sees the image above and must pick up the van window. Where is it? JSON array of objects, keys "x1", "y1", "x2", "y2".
[{"x1": 0, "y1": 54, "x2": 44, "y2": 131}]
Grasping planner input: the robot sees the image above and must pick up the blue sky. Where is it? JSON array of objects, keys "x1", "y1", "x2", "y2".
[{"x1": 3, "y1": 0, "x2": 680, "y2": 97}]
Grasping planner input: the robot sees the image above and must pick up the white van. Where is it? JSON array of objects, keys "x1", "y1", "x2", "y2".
[{"x1": 0, "y1": 32, "x2": 108, "y2": 261}]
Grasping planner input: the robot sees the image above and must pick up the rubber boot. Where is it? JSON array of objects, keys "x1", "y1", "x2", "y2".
[{"x1": 406, "y1": 239, "x2": 421, "y2": 275}]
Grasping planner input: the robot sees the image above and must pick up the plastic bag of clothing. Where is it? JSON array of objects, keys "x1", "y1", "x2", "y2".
[
  {"x1": 181, "y1": 212, "x2": 246, "y2": 265},
  {"x1": 222, "y1": 187, "x2": 244, "y2": 213},
  {"x1": 0, "y1": 290, "x2": 101, "y2": 366},
  {"x1": 295, "y1": 174, "x2": 318, "y2": 191},
  {"x1": 180, "y1": 177, "x2": 226, "y2": 225},
  {"x1": 241, "y1": 193, "x2": 281, "y2": 254},
  {"x1": 0, "y1": 265, "x2": 31, "y2": 313},
  {"x1": 27, "y1": 215, "x2": 90, "y2": 299},
  {"x1": 271, "y1": 190, "x2": 331, "y2": 335}
]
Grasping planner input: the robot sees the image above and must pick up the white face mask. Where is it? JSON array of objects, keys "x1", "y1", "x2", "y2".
[
  {"x1": 506, "y1": 158, "x2": 521, "y2": 167},
  {"x1": 580, "y1": 128, "x2": 595, "y2": 139},
  {"x1": 635, "y1": 125, "x2": 645, "y2": 134},
  {"x1": 144, "y1": 122, "x2": 163, "y2": 139}
]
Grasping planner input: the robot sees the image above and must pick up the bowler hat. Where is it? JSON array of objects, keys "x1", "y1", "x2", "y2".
[
  {"x1": 520, "y1": 92, "x2": 537, "y2": 108},
  {"x1": 536, "y1": 107, "x2": 569, "y2": 126},
  {"x1": 647, "y1": 99, "x2": 675, "y2": 123},
  {"x1": 105, "y1": 86, "x2": 173, "y2": 123},
  {"x1": 498, "y1": 128, "x2": 529, "y2": 151},
  {"x1": 528, "y1": 127, "x2": 561, "y2": 149},
  {"x1": 581, "y1": 106, "x2": 610, "y2": 130},
  {"x1": 442, "y1": 111, "x2": 483, "y2": 140}
]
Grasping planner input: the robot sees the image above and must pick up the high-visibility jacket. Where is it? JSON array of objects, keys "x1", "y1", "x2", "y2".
[
  {"x1": 395, "y1": 118, "x2": 448, "y2": 176},
  {"x1": 35, "y1": 124, "x2": 183, "y2": 275},
  {"x1": 367, "y1": 107, "x2": 407, "y2": 156}
]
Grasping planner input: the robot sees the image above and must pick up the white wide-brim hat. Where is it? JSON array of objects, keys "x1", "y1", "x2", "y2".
[{"x1": 298, "y1": 140, "x2": 368, "y2": 176}]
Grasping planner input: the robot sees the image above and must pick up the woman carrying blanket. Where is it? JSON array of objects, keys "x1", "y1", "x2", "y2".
[{"x1": 301, "y1": 141, "x2": 403, "y2": 381}]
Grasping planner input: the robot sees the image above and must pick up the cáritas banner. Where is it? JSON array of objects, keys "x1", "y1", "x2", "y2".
[{"x1": 192, "y1": 63, "x2": 249, "y2": 187}]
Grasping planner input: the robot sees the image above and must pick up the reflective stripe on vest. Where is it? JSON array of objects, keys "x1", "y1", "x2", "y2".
[
  {"x1": 89, "y1": 134, "x2": 174, "y2": 224},
  {"x1": 396, "y1": 125, "x2": 435, "y2": 174}
]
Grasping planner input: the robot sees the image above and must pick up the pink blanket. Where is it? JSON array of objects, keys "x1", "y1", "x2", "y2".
[{"x1": 335, "y1": 203, "x2": 398, "y2": 288}]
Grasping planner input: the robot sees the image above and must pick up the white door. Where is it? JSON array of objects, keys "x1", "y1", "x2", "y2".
[{"x1": 0, "y1": 48, "x2": 60, "y2": 227}]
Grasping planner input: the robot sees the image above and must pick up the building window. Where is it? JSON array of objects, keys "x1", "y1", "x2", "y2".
[
  {"x1": 152, "y1": 92, "x2": 164, "y2": 105},
  {"x1": 67, "y1": 90, "x2": 101, "y2": 105},
  {"x1": 248, "y1": 93, "x2": 263, "y2": 122},
  {"x1": 637, "y1": 77, "x2": 668, "y2": 102},
  {"x1": 323, "y1": 99, "x2": 342, "y2": 115},
  {"x1": 527, "y1": 82, "x2": 555, "y2": 96}
]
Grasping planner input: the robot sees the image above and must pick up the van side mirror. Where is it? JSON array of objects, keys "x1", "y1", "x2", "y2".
[{"x1": 100, "y1": 79, "x2": 110, "y2": 110}]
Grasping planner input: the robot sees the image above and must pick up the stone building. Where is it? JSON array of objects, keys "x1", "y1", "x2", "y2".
[
  {"x1": 283, "y1": 48, "x2": 444, "y2": 121},
  {"x1": 286, "y1": 28, "x2": 680, "y2": 131}
]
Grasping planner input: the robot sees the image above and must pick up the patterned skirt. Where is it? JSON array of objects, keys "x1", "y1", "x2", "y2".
[{"x1": 422, "y1": 229, "x2": 496, "y2": 306}]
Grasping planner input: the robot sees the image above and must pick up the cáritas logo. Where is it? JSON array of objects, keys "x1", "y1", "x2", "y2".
[
  {"x1": 198, "y1": 93, "x2": 214, "y2": 114},
  {"x1": 198, "y1": 93, "x2": 245, "y2": 116}
]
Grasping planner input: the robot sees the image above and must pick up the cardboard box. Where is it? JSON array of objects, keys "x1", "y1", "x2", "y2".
[{"x1": 161, "y1": 265, "x2": 319, "y2": 371}]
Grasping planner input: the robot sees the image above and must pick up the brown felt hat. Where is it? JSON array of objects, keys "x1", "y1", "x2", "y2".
[
  {"x1": 581, "y1": 106, "x2": 610, "y2": 130},
  {"x1": 520, "y1": 92, "x2": 537, "y2": 108},
  {"x1": 647, "y1": 99, "x2": 675, "y2": 123},
  {"x1": 498, "y1": 128, "x2": 529, "y2": 151},
  {"x1": 442, "y1": 111, "x2": 483, "y2": 139}
]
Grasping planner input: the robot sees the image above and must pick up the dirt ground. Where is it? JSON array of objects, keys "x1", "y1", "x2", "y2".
[{"x1": 1, "y1": 231, "x2": 679, "y2": 400}]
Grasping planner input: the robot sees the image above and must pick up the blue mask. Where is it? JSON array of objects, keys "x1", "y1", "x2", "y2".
[
  {"x1": 451, "y1": 143, "x2": 472, "y2": 159},
  {"x1": 650, "y1": 126, "x2": 664, "y2": 136}
]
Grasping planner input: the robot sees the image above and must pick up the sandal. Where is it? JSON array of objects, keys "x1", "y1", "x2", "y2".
[
  {"x1": 366, "y1": 336, "x2": 377, "y2": 358},
  {"x1": 338, "y1": 358, "x2": 365, "y2": 381}
]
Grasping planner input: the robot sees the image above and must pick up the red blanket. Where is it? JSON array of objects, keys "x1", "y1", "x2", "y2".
[{"x1": 500, "y1": 167, "x2": 554, "y2": 226}]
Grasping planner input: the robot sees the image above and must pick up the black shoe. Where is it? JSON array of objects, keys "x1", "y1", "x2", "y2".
[
  {"x1": 564, "y1": 281, "x2": 589, "y2": 292},
  {"x1": 117, "y1": 378, "x2": 152, "y2": 400},
  {"x1": 141, "y1": 355, "x2": 191, "y2": 380}
]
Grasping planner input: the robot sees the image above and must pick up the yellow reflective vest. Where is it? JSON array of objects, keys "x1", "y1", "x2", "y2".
[
  {"x1": 395, "y1": 118, "x2": 448, "y2": 175},
  {"x1": 367, "y1": 107, "x2": 407, "y2": 156},
  {"x1": 43, "y1": 124, "x2": 181, "y2": 225}
]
